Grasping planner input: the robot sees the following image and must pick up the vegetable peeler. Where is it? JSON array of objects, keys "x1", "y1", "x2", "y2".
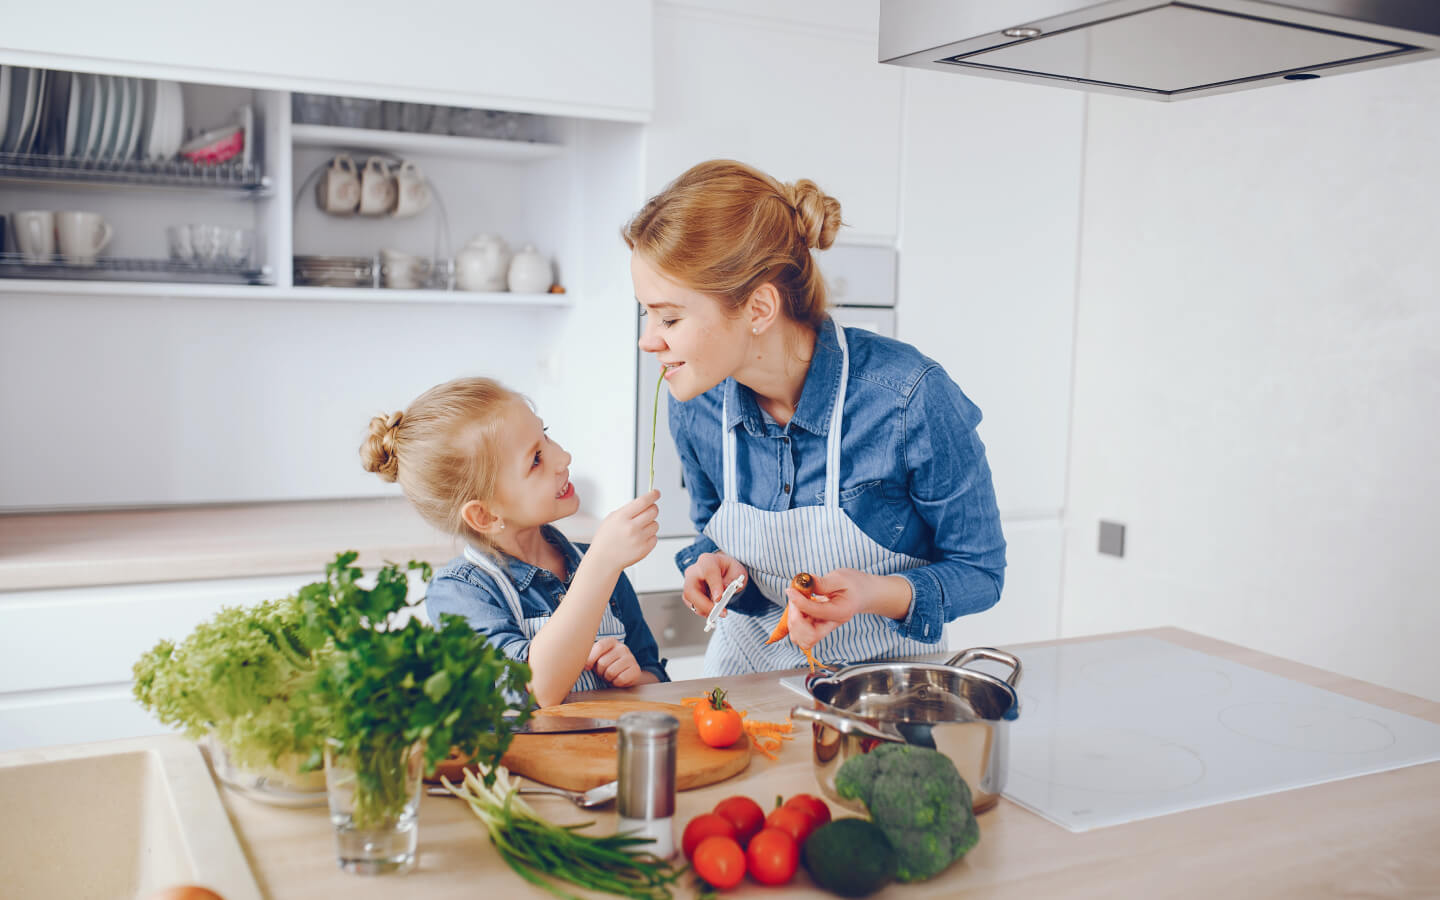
[{"x1": 704, "y1": 573, "x2": 747, "y2": 633}]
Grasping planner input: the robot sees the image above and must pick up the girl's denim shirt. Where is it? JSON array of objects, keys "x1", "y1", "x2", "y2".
[
  {"x1": 669, "y1": 317, "x2": 1007, "y2": 644},
  {"x1": 426, "y1": 524, "x2": 669, "y2": 683}
]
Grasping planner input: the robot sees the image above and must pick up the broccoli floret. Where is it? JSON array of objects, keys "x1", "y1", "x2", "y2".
[{"x1": 834, "y1": 742, "x2": 980, "y2": 882}]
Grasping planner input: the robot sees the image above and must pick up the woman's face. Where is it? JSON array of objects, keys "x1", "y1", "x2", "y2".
[{"x1": 633, "y1": 253, "x2": 750, "y2": 402}]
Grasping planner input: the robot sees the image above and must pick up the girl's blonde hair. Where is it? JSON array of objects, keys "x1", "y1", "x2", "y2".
[
  {"x1": 360, "y1": 377, "x2": 521, "y2": 552},
  {"x1": 622, "y1": 159, "x2": 843, "y2": 329}
]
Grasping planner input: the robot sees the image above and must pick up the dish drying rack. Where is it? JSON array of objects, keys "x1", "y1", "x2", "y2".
[
  {"x1": 0, "y1": 252, "x2": 270, "y2": 285},
  {"x1": 0, "y1": 151, "x2": 269, "y2": 193}
]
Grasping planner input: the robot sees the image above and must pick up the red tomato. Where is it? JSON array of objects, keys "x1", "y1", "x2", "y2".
[
  {"x1": 692, "y1": 835, "x2": 746, "y2": 890},
  {"x1": 695, "y1": 704, "x2": 743, "y2": 748},
  {"x1": 783, "y1": 793, "x2": 832, "y2": 829},
  {"x1": 682, "y1": 813, "x2": 739, "y2": 861},
  {"x1": 764, "y1": 805, "x2": 818, "y2": 845},
  {"x1": 745, "y1": 827, "x2": 799, "y2": 886},
  {"x1": 713, "y1": 795, "x2": 766, "y2": 847}
]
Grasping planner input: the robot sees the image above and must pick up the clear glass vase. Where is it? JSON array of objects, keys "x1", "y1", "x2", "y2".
[
  {"x1": 324, "y1": 739, "x2": 425, "y2": 875},
  {"x1": 205, "y1": 732, "x2": 328, "y2": 808}
]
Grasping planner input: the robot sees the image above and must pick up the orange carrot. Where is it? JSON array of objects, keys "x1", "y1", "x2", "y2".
[{"x1": 765, "y1": 573, "x2": 817, "y2": 646}]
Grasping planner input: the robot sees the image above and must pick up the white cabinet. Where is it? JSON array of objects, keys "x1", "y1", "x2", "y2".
[
  {"x1": 1, "y1": 0, "x2": 653, "y2": 122},
  {"x1": 646, "y1": 2, "x2": 904, "y2": 242}
]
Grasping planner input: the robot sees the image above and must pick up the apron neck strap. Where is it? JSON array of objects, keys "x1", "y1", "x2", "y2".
[{"x1": 463, "y1": 544, "x2": 527, "y2": 627}]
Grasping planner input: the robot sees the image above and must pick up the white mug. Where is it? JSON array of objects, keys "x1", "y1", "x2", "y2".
[
  {"x1": 392, "y1": 161, "x2": 432, "y2": 218},
  {"x1": 13, "y1": 210, "x2": 56, "y2": 263},
  {"x1": 358, "y1": 157, "x2": 397, "y2": 217},
  {"x1": 316, "y1": 154, "x2": 360, "y2": 216},
  {"x1": 56, "y1": 212, "x2": 114, "y2": 266}
]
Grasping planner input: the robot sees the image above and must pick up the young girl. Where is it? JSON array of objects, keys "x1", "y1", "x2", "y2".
[{"x1": 360, "y1": 376, "x2": 667, "y2": 707}]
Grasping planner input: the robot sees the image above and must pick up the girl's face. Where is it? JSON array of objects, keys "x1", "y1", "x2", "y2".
[
  {"x1": 633, "y1": 252, "x2": 750, "y2": 402},
  {"x1": 487, "y1": 400, "x2": 579, "y2": 528}
]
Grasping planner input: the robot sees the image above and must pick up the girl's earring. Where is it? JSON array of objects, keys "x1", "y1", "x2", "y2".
[
  {"x1": 497, "y1": 521, "x2": 505, "y2": 531},
  {"x1": 752, "y1": 327, "x2": 758, "y2": 335}
]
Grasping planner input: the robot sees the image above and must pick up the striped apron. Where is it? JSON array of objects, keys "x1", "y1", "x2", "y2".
[
  {"x1": 701, "y1": 324, "x2": 935, "y2": 676},
  {"x1": 463, "y1": 544, "x2": 627, "y2": 694}
]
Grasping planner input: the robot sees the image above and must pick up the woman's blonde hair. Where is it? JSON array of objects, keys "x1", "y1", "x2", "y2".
[
  {"x1": 360, "y1": 377, "x2": 521, "y2": 552},
  {"x1": 621, "y1": 159, "x2": 843, "y2": 329}
]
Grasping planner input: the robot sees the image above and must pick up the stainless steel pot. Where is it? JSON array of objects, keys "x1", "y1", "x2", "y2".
[{"x1": 790, "y1": 647, "x2": 1021, "y2": 814}]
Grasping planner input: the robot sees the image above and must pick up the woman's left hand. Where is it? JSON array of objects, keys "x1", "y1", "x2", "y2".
[{"x1": 785, "y1": 570, "x2": 913, "y2": 650}]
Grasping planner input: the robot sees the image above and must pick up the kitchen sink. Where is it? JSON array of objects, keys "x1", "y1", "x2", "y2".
[{"x1": 0, "y1": 735, "x2": 263, "y2": 900}]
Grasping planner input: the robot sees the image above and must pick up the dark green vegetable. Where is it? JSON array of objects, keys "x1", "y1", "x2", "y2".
[
  {"x1": 445, "y1": 767, "x2": 683, "y2": 900},
  {"x1": 801, "y1": 817, "x2": 898, "y2": 897},
  {"x1": 298, "y1": 551, "x2": 532, "y2": 829},
  {"x1": 834, "y1": 743, "x2": 980, "y2": 882},
  {"x1": 648, "y1": 367, "x2": 665, "y2": 490}
]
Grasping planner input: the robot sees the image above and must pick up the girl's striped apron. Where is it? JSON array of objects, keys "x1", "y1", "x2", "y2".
[
  {"x1": 463, "y1": 544, "x2": 626, "y2": 694},
  {"x1": 701, "y1": 324, "x2": 935, "y2": 676}
]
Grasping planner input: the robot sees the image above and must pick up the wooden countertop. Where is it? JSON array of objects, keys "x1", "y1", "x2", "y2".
[
  {"x1": 216, "y1": 628, "x2": 1440, "y2": 899},
  {"x1": 0, "y1": 499, "x2": 599, "y2": 592}
]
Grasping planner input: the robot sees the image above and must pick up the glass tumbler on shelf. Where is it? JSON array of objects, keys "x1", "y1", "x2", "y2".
[
  {"x1": 324, "y1": 739, "x2": 426, "y2": 875},
  {"x1": 332, "y1": 97, "x2": 381, "y2": 129},
  {"x1": 292, "y1": 93, "x2": 333, "y2": 125}
]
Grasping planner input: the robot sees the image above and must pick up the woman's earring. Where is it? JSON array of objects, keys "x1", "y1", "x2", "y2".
[
  {"x1": 752, "y1": 327, "x2": 758, "y2": 335},
  {"x1": 498, "y1": 521, "x2": 505, "y2": 531}
]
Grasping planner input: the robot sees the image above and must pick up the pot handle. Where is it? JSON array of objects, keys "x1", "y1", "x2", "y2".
[
  {"x1": 943, "y1": 646, "x2": 1023, "y2": 688},
  {"x1": 791, "y1": 706, "x2": 907, "y2": 744}
]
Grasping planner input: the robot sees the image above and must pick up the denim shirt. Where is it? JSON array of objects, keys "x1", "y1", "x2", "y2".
[
  {"x1": 670, "y1": 317, "x2": 1006, "y2": 644},
  {"x1": 426, "y1": 524, "x2": 669, "y2": 684}
]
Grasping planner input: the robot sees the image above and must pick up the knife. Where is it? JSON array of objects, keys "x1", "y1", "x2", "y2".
[{"x1": 510, "y1": 715, "x2": 618, "y2": 734}]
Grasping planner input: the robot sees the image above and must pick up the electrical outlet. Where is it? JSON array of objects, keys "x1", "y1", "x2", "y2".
[{"x1": 1098, "y1": 521, "x2": 1126, "y2": 557}]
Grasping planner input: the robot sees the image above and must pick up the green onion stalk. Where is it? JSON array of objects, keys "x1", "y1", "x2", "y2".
[{"x1": 443, "y1": 765, "x2": 683, "y2": 900}]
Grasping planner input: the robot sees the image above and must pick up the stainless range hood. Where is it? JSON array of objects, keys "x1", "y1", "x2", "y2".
[{"x1": 879, "y1": 1, "x2": 1440, "y2": 100}]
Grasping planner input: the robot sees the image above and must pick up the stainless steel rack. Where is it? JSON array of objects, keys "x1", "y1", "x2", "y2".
[
  {"x1": 0, "y1": 253, "x2": 271, "y2": 285},
  {"x1": 0, "y1": 152, "x2": 269, "y2": 193}
]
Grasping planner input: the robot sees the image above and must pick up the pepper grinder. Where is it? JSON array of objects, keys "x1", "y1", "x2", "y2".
[{"x1": 616, "y1": 711, "x2": 679, "y2": 858}]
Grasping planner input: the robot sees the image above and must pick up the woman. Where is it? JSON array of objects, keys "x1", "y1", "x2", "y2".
[{"x1": 624, "y1": 159, "x2": 1006, "y2": 675}]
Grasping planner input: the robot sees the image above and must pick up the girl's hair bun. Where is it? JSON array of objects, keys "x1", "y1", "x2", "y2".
[{"x1": 360, "y1": 411, "x2": 404, "y2": 482}]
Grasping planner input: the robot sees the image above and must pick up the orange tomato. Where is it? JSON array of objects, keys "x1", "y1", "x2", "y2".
[
  {"x1": 694, "y1": 687, "x2": 743, "y2": 748},
  {"x1": 682, "y1": 812, "x2": 739, "y2": 861},
  {"x1": 745, "y1": 827, "x2": 799, "y2": 885},
  {"x1": 692, "y1": 835, "x2": 746, "y2": 890}
]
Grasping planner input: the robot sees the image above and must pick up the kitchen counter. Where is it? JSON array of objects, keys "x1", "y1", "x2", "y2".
[
  {"x1": 0, "y1": 499, "x2": 600, "y2": 591},
  {"x1": 212, "y1": 628, "x2": 1439, "y2": 899}
]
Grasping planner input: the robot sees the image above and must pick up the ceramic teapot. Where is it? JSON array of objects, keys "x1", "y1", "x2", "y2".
[
  {"x1": 455, "y1": 234, "x2": 512, "y2": 292},
  {"x1": 507, "y1": 244, "x2": 553, "y2": 294}
]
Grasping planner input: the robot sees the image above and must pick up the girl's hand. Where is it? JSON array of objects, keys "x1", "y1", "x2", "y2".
[
  {"x1": 784, "y1": 569, "x2": 913, "y2": 650},
  {"x1": 681, "y1": 552, "x2": 749, "y2": 618},
  {"x1": 589, "y1": 489, "x2": 661, "y2": 571},
  {"x1": 587, "y1": 636, "x2": 643, "y2": 686}
]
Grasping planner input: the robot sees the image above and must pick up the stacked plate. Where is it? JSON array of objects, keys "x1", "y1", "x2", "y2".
[
  {"x1": 0, "y1": 65, "x2": 185, "y2": 161},
  {"x1": 294, "y1": 255, "x2": 376, "y2": 288}
]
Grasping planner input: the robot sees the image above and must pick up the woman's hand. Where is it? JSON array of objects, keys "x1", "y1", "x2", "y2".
[
  {"x1": 681, "y1": 552, "x2": 749, "y2": 618},
  {"x1": 588, "y1": 489, "x2": 660, "y2": 572},
  {"x1": 587, "y1": 636, "x2": 644, "y2": 686},
  {"x1": 784, "y1": 569, "x2": 914, "y2": 650}
]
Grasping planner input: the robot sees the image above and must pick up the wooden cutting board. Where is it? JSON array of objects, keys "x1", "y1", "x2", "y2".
[{"x1": 432, "y1": 699, "x2": 751, "y2": 791}]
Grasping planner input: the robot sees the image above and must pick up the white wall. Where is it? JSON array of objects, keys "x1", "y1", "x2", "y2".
[{"x1": 1063, "y1": 61, "x2": 1440, "y2": 702}]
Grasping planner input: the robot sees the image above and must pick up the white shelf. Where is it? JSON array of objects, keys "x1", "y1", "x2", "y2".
[
  {"x1": 0, "y1": 278, "x2": 572, "y2": 306},
  {"x1": 291, "y1": 124, "x2": 566, "y2": 162}
]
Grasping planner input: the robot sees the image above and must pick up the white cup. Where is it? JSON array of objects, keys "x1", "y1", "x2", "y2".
[
  {"x1": 13, "y1": 210, "x2": 56, "y2": 263},
  {"x1": 315, "y1": 154, "x2": 360, "y2": 216},
  {"x1": 392, "y1": 161, "x2": 432, "y2": 218},
  {"x1": 358, "y1": 157, "x2": 397, "y2": 217},
  {"x1": 56, "y1": 212, "x2": 113, "y2": 266}
]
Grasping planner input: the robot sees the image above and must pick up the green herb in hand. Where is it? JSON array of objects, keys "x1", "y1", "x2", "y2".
[{"x1": 648, "y1": 367, "x2": 665, "y2": 491}]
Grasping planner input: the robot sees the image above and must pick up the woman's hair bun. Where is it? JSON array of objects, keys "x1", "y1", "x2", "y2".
[
  {"x1": 360, "y1": 411, "x2": 404, "y2": 482},
  {"x1": 784, "y1": 179, "x2": 842, "y2": 251}
]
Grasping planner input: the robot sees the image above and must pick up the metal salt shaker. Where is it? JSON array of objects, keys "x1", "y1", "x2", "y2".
[{"x1": 616, "y1": 711, "x2": 679, "y2": 858}]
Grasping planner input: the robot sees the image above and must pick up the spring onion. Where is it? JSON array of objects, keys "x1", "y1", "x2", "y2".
[
  {"x1": 648, "y1": 367, "x2": 666, "y2": 491},
  {"x1": 444, "y1": 766, "x2": 683, "y2": 900}
]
